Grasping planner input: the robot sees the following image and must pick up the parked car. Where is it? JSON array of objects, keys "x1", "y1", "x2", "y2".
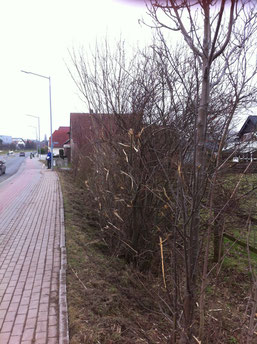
[
  {"x1": 19, "y1": 151, "x2": 25, "y2": 157},
  {"x1": 0, "y1": 161, "x2": 6, "y2": 175}
]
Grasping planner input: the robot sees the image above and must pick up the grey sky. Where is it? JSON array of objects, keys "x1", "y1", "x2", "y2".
[{"x1": 1, "y1": 0, "x2": 150, "y2": 140}]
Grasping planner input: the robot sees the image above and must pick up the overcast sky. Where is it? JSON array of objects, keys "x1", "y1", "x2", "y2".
[
  {"x1": 0, "y1": 0, "x2": 150, "y2": 140},
  {"x1": 2, "y1": 0, "x2": 254, "y2": 141}
]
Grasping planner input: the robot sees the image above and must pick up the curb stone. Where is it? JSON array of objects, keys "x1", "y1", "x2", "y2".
[{"x1": 58, "y1": 176, "x2": 69, "y2": 344}]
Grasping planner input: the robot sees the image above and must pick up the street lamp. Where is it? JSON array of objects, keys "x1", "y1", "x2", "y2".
[
  {"x1": 21, "y1": 70, "x2": 53, "y2": 170},
  {"x1": 26, "y1": 114, "x2": 40, "y2": 158}
]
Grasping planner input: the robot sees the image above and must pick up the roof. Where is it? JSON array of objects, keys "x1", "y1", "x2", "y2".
[
  {"x1": 49, "y1": 126, "x2": 70, "y2": 148},
  {"x1": 12, "y1": 138, "x2": 25, "y2": 142},
  {"x1": 70, "y1": 113, "x2": 112, "y2": 144},
  {"x1": 238, "y1": 116, "x2": 257, "y2": 138},
  {"x1": 70, "y1": 113, "x2": 142, "y2": 146}
]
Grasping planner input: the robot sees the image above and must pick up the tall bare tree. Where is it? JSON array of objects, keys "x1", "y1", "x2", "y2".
[{"x1": 146, "y1": 1, "x2": 257, "y2": 342}]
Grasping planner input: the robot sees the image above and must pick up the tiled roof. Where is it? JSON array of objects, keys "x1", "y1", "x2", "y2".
[{"x1": 49, "y1": 126, "x2": 70, "y2": 148}]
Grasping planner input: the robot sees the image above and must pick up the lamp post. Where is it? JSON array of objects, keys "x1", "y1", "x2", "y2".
[
  {"x1": 26, "y1": 114, "x2": 40, "y2": 158},
  {"x1": 21, "y1": 70, "x2": 53, "y2": 170}
]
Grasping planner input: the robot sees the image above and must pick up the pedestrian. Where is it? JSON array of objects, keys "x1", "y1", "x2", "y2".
[{"x1": 46, "y1": 150, "x2": 52, "y2": 169}]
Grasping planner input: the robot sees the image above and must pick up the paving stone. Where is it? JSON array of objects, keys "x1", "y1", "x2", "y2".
[
  {"x1": 9, "y1": 336, "x2": 22, "y2": 344},
  {"x1": 1, "y1": 322, "x2": 13, "y2": 333},
  {"x1": 0, "y1": 332, "x2": 11, "y2": 343},
  {"x1": 0, "y1": 159, "x2": 69, "y2": 343}
]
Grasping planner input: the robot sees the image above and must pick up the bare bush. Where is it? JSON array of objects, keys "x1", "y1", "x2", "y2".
[{"x1": 68, "y1": 1, "x2": 257, "y2": 337}]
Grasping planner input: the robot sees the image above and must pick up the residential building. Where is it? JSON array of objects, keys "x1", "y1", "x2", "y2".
[
  {"x1": 12, "y1": 138, "x2": 25, "y2": 148},
  {"x1": 69, "y1": 112, "x2": 142, "y2": 162},
  {"x1": 232, "y1": 116, "x2": 257, "y2": 161},
  {"x1": 237, "y1": 115, "x2": 257, "y2": 141},
  {"x1": 48, "y1": 126, "x2": 70, "y2": 156}
]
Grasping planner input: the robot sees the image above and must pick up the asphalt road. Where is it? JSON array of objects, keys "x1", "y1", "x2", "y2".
[{"x1": 0, "y1": 152, "x2": 28, "y2": 183}]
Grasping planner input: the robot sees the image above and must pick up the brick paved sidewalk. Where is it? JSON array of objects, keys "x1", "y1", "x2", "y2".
[{"x1": 0, "y1": 159, "x2": 69, "y2": 344}]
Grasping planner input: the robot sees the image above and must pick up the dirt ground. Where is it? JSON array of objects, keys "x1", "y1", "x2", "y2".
[{"x1": 58, "y1": 170, "x2": 257, "y2": 344}]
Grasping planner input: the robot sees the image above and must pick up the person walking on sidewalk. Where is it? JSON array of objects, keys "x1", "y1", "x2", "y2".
[{"x1": 46, "y1": 150, "x2": 52, "y2": 169}]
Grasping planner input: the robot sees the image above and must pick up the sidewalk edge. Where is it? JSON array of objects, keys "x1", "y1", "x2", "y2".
[{"x1": 58, "y1": 174, "x2": 69, "y2": 344}]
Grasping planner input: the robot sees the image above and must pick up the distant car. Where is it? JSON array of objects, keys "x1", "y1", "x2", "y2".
[
  {"x1": 8, "y1": 150, "x2": 14, "y2": 155},
  {"x1": 0, "y1": 161, "x2": 6, "y2": 175},
  {"x1": 19, "y1": 152, "x2": 25, "y2": 157}
]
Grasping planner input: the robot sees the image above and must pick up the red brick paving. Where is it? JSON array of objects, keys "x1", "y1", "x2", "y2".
[{"x1": 0, "y1": 159, "x2": 68, "y2": 343}]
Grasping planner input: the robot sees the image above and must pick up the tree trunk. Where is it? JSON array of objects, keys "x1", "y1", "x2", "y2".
[{"x1": 213, "y1": 219, "x2": 224, "y2": 263}]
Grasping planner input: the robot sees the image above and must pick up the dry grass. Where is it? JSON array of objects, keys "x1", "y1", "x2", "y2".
[
  {"x1": 58, "y1": 170, "x2": 169, "y2": 344},
  {"x1": 58, "y1": 170, "x2": 257, "y2": 344}
]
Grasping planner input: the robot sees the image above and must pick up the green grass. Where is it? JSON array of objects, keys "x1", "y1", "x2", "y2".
[
  {"x1": 223, "y1": 237, "x2": 257, "y2": 273},
  {"x1": 221, "y1": 173, "x2": 257, "y2": 254},
  {"x1": 229, "y1": 227, "x2": 257, "y2": 248}
]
